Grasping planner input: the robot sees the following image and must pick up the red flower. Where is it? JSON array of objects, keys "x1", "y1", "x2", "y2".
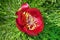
[{"x1": 16, "y1": 3, "x2": 44, "y2": 36}]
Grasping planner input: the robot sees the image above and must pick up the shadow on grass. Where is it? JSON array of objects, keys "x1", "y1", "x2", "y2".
[{"x1": 0, "y1": 15, "x2": 7, "y2": 25}]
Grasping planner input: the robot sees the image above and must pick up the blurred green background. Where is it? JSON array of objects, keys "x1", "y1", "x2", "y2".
[{"x1": 0, "y1": 0, "x2": 60, "y2": 40}]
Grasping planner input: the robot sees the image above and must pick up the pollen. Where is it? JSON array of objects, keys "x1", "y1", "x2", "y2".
[{"x1": 22, "y1": 12, "x2": 39, "y2": 30}]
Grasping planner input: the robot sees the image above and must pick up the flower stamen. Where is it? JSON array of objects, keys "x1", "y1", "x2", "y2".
[{"x1": 22, "y1": 12, "x2": 39, "y2": 30}]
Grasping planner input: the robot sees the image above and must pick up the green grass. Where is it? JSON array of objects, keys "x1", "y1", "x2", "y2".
[{"x1": 0, "y1": 0, "x2": 60, "y2": 40}]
